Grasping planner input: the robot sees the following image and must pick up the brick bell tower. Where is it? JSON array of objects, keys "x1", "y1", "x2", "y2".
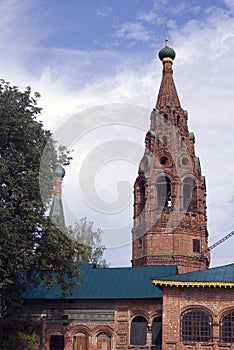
[{"x1": 132, "y1": 34, "x2": 210, "y2": 273}]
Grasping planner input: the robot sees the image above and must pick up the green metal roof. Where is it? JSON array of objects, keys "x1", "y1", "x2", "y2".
[
  {"x1": 153, "y1": 263, "x2": 234, "y2": 283},
  {"x1": 22, "y1": 264, "x2": 177, "y2": 300}
]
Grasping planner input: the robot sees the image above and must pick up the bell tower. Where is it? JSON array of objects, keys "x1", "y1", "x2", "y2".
[{"x1": 132, "y1": 35, "x2": 210, "y2": 273}]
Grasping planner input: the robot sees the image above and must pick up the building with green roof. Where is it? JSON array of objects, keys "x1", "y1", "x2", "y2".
[{"x1": 23, "y1": 36, "x2": 234, "y2": 350}]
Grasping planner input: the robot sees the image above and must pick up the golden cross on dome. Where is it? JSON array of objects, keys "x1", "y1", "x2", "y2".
[{"x1": 165, "y1": 24, "x2": 169, "y2": 46}]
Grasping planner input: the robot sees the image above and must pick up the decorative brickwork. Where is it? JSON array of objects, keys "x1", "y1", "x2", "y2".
[
  {"x1": 25, "y1": 299, "x2": 162, "y2": 350},
  {"x1": 161, "y1": 286, "x2": 234, "y2": 350},
  {"x1": 132, "y1": 49, "x2": 209, "y2": 273},
  {"x1": 22, "y1": 43, "x2": 234, "y2": 350},
  {"x1": 49, "y1": 165, "x2": 66, "y2": 228}
]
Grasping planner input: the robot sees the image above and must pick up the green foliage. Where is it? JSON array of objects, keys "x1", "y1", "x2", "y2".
[
  {"x1": 68, "y1": 217, "x2": 107, "y2": 267},
  {"x1": 0, "y1": 320, "x2": 37, "y2": 350},
  {"x1": 0, "y1": 80, "x2": 78, "y2": 319}
]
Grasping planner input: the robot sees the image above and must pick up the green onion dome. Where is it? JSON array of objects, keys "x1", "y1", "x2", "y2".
[
  {"x1": 55, "y1": 164, "x2": 65, "y2": 178},
  {"x1": 158, "y1": 46, "x2": 176, "y2": 62}
]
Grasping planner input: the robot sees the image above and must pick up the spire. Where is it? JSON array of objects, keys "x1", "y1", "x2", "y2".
[
  {"x1": 49, "y1": 165, "x2": 66, "y2": 229},
  {"x1": 165, "y1": 24, "x2": 169, "y2": 47},
  {"x1": 132, "y1": 36, "x2": 209, "y2": 273},
  {"x1": 156, "y1": 31, "x2": 181, "y2": 111}
]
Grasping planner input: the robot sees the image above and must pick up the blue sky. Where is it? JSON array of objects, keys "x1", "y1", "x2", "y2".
[{"x1": 1, "y1": 0, "x2": 234, "y2": 267}]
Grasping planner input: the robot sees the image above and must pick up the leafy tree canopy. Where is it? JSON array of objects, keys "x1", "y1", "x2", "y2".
[
  {"x1": 0, "y1": 80, "x2": 77, "y2": 318},
  {"x1": 68, "y1": 217, "x2": 107, "y2": 268}
]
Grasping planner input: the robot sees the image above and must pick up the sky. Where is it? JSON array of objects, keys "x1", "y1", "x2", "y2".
[{"x1": 1, "y1": 0, "x2": 234, "y2": 267}]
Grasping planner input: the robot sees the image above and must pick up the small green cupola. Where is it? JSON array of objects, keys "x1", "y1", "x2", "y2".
[
  {"x1": 55, "y1": 164, "x2": 65, "y2": 179},
  {"x1": 159, "y1": 46, "x2": 176, "y2": 62}
]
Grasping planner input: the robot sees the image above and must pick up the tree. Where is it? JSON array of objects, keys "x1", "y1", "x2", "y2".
[
  {"x1": 0, "y1": 80, "x2": 77, "y2": 319},
  {"x1": 68, "y1": 217, "x2": 107, "y2": 268}
]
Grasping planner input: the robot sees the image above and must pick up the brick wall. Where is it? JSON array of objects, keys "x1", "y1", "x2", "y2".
[
  {"x1": 26, "y1": 298, "x2": 162, "y2": 350},
  {"x1": 162, "y1": 286, "x2": 234, "y2": 350}
]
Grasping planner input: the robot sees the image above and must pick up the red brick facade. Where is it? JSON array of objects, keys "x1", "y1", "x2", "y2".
[
  {"x1": 23, "y1": 45, "x2": 234, "y2": 350},
  {"x1": 27, "y1": 298, "x2": 162, "y2": 350},
  {"x1": 161, "y1": 286, "x2": 234, "y2": 350},
  {"x1": 132, "y1": 55, "x2": 209, "y2": 273},
  {"x1": 28, "y1": 286, "x2": 234, "y2": 350}
]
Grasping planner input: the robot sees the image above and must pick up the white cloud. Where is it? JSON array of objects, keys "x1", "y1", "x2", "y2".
[
  {"x1": 115, "y1": 22, "x2": 151, "y2": 42},
  {"x1": 137, "y1": 11, "x2": 165, "y2": 25},
  {"x1": 137, "y1": 2, "x2": 201, "y2": 26},
  {"x1": 96, "y1": 5, "x2": 113, "y2": 17},
  {"x1": 224, "y1": 0, "x2": 234, "y2": 13},
  {"x1": 171, "y1": 10, "x2": 234, "y2": 264},
  {"x1": 0, "y1": 0, "x2": 234, "y2": 266},
  {"x1": 96, "y1": 9, "x2": 106, "y2": 17}
]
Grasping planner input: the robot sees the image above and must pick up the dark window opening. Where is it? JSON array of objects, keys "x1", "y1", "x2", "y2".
[
  {"x1": 50, "y1": 335, "x2": 64, "y2": 350},
  {"x1": 181, "y1": 137, "x2": 185, "y2": 148},
  {"x1": 163, "y1": 115, "x2": 168, "y2": 124},
  {"x1": 177, "y1": 115, "x2": 180, "y2": 124},
  {"x1": 138, "y1": 180, "x2": 146, "y2": 214},
  {"x1": 160, "y1": 156, "x2": 168, "y2": 165},
  {"x1": 181, "y1": 309, "x2": 212, "y2": 342},
  {"x1": 182, "y1": 157, "x2": 189, "y2": 166},
  {"x1": 193, "y1": 239, "x2": 200, "y2": 253},
  {"x1": 156, "y1": 176, "x2": 171, "y2": 207},
  {"x1": 183, "y1": 177, "x2": 196, "y2": 211},
  {"x1": 138, "y1": 239, "x2": 142, "y2": 249},
  {"x1": 152, "y1": 316, "x2": 162, "y2": 346},
  {"x1": 162, "y1": 136, "x2": 167, "y2": 146},
  {"x1": 220, "y1": 311, "x2": 234, "y2": 343},
  {"x1": 130, "y1": 316, "x2": 147, "y2": 345}
]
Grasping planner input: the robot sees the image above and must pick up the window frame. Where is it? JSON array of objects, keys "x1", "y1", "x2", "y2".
[
  {"x1": 130, "y1": 315, "x2": 148, "y2": 346},
  {"x1": 193, "y1": 239, "x2": 200, "y2": 253},
  {"x1": 220, "y1": 311, "x2": 234, "y2": 343},
  {"x1": 181, "y1": 308, "x2": 213, "y2": 343},
  {"x1": 152, "y1": 316, "x2": 162, "y2": 346},
  {"x1": 156, "y1": 176, "x2": 171, "y2": 208},
  {"x1": 183, "y1": 177, "x2": 197, "y2": 212}
]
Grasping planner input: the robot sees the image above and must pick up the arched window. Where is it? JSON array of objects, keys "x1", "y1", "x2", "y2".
[
  {"x1": 97, "y1": 332, "x2": 111, "y2": 350},
  {"x1": 220, "y1": 311, "x2": 234, "y2": 342},
  {"x1": 139, "y1": 180, "x2": 146, "y2": 213},
  {"x1": 181, "y1": 309, "x2": 212, "y2": 342},
  {"x1": 182, "y1": 157, "x2": 189, "y2": 166},
  {"x1": 130, "y1": 316, "x2": 147, "y2": 345},
  {"x1": 152, "y1": 316, "x2": 162, "y2": 346},
  {"x1": 160, "y1": 156, "x2": 168, "y2": 165},
  {"x1": 183, "y1": 177, "x2": 196, "y2": 211},
  {"x1": 156, "y1": 176, "x2": 171, "y2": 207},
  {"x1": 50, "y1": 335, "x2": 64, "y2": 350},
  {"x1": 73, "y1": 332, "x2": 88, "y2": 350}
]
